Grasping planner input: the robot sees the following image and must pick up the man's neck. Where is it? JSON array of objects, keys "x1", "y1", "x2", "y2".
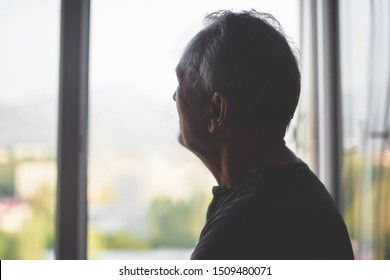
[{"x1": 208, "y1": 134, "x2": 299, "y2": 188}]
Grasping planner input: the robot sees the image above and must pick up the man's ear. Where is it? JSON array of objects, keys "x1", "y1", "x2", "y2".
[{"x1": 208, "y1": 92, "x2": 230, "y2": 134}]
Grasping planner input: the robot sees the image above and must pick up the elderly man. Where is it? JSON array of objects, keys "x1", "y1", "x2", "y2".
[{"x1": 173, "y1": 10, "x2": 354, "y2": 260}]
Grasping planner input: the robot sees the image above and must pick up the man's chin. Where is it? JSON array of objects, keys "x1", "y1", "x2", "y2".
[
  {"x1": 177, "y1": 134, "x2": 192, "y2": 152},
  {"x1": 178, "y1": 134, "x2": 185, "y2": 146}
]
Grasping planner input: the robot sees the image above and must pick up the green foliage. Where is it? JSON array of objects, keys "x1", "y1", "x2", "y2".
[
  {"x1": 103, "y1": 230, "x2": 150, "y2": 250},
  {"x1": 17, "y1": 213, "x2": 48, "y2": 259},
  {"x1": 0, "y1": 231, "x2": 18, "y2": 259},
  {"x1": 88, "y1": 229, "x2": 150, "y2": 259},
  {"x1": 342, "y1": 153, "x2": 390, "y2": 259},
  {"x1": 87, "y1": 193, "x2": 208, "y2": 255},
  {"x1": 18, "y1": 185, "x2": 55, "y2": 259},
  {"x1": 386, "y1": 231, "x2": 390, "y2": 259},
  {"x1": 0, "y1": 162, "x2": 15, "y2": 196},
  {"x1": 0, "y1": 184, "x2": 55, "y2": 259},
  {"x1": 88, "y1": 226, "x2": 106, "y2": 259},
  {"x1": 148, "y1": 195, "x2": 207, "y2": 248}
]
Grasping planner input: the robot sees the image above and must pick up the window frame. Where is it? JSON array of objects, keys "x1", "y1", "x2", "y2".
[{"x1": 56, "y1": 0, "x2": 90, "y2": 260}]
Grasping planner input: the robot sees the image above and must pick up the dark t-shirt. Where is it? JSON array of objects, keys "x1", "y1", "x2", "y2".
[{"x1": 191, "y1": 161, "x2": 354, "y2": 260}]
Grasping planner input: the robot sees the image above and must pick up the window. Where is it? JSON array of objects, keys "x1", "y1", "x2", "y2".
[
  {"x1": 0, "y1": 0, "x2": 60, "y2": 259},
  {"x1": 2, "y1": 0, "x2": 338, "y2": 260},
  {"x1": 340, "y1": 0, "x2": 390, "y2": 259}
]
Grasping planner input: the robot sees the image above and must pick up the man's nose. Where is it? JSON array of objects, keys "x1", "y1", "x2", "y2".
[{"x1": 173, "y1": 91, "x2": 177, "y2": 101}]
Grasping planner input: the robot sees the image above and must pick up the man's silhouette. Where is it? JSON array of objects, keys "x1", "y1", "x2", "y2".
[{"x1": 173, "y1": 10, "x2": 354, "y2": 260}]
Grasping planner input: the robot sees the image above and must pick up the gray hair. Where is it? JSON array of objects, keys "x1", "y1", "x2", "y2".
[{"x1": 176, "y1": 10, "x2": 301, "y2": 131}]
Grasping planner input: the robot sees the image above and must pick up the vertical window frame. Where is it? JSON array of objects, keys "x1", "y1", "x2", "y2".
[
  {"x1": 315, "y1": 0, "x2": 343, "y2": 208},
  {"x1": 301, "y1": 0, "x2": 343, "y2": 208},
  {"x1": 56, "y1": 0, "x2": 90, "y2": 260}
]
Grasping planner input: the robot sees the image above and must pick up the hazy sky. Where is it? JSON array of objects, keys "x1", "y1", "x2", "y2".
[
  {"x1": 0, "y1": 0, "x2": 300, "y2": 147},
  {"x1": 0, "y1": 0, "x2": 300, "y2": 105}
]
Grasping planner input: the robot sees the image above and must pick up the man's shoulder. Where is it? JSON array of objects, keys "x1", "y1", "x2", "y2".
[
  {"x1": 192, "y1": 163, "x2": 354, "y2": 260},
  {"x1": 198, "y1": 163, "x2": 356, "y2": 255},
  {"x1": 203, "y1": 163, "x2": 336, "y2": 238},
  {"x1": 228, "y1": 162, "x2": 332, "y2": 210}
]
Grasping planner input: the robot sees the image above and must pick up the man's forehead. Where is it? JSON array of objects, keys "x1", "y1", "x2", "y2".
[
  {"x1": 175, "y1": 45, "x2": 195, "y2": 82},
  {"x1": 175, "y1": 62, "x2": 185, "y2": 81}
]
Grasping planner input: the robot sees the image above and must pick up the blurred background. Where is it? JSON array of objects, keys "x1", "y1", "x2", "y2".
[{"x1": 0, "y1": 0, "x2": 389, "y2": 259}]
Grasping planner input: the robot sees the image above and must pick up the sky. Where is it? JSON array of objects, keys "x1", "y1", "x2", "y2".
[{"x1": 0, "y1": 0, "x2": 300, "y2": 148}]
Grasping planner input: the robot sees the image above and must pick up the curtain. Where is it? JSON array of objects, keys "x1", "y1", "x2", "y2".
[{"x1": 340, "y1": 0, "x2": 390, "y2": 259}]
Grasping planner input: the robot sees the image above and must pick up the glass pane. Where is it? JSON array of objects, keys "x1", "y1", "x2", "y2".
[
  {"x1": 288, "y1": 1, "x2": 317, "y2": 171},
  {"x1": 340, "y1": 0, "x2": 390, "y2": 259},
  {"x1": 89, "y1": 0, "x2": 300, "y2": 259},
  {"x1": 0, "y1": 0, "x2": 60, "y2": 259}
]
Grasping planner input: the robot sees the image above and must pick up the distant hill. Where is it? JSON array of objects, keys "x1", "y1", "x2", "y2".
[
  {"x1": 0, "y1": 96, "x2": 57, "y2": 146},
  {"x1": 0, "y1": 88, "x2": 179, "y2": 152}
]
